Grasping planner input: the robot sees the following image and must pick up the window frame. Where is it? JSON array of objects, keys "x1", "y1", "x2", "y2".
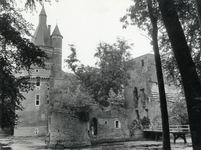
[
  {"x1": 35, "y1": 94, "x2": 40, "y2": 106},
  {"x1": 36, "y1": 77, "x2": 40, "y2": 87},
  {"x1": 114, "y1": 120, "x2": 121, "y2": 129}
]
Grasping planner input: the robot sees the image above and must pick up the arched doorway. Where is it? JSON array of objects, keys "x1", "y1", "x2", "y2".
[{"x1": 90, "y1": 118, "x2": 98, "y2": 135}]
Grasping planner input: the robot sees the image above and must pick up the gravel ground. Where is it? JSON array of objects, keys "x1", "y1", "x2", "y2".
[{"x1": 0, "y1": 135, "x2": 192, "y2": 150}]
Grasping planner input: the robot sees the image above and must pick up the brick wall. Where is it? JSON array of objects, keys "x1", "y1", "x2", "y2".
[
  {"x1": 49, "y1": 110, "x2": 90, "y2": 148},
  {"x1": 89, "y1": 105, "x2": 140, "y2": 142}
]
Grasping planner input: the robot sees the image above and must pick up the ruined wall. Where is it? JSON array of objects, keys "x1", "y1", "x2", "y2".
[
  {"x1": 89, "y1": 105, "x2": 140, "y2": 142},
  {"x1": 14, "y1": 126, "x2": 47, "y2": 136},
  {"x1": 49, "y1": 110, "x2": 90, "y2": 148},
  {"x1": 125, "y1": 54, "x2": 179, "y2": 126}
]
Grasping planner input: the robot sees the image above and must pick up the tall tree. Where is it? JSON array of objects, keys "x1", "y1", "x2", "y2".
[
  {"x1": 147, "y1": 1, "x2": 171, "y2": 149},
  {"x1": 0, "y1": 4, "x2": 47, "y2": 131},
  {"x1": 65, "y1": 39, "x2": 132, "y2": 107},
  {"x1": 194, "y1": 0, "x2": 201, "y2": 28},
  {"x1": 122, "y1": 1, "x2": 201, "y2": 88},
  {"x1": 157, "y1": 0, "x2": 201, "y2": 149}
]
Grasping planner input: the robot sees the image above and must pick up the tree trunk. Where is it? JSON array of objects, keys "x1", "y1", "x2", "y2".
[
  {"x1": 0, "y1": 57, "x2": 3, "y2": 130},
  {"x1": 158, "y1": 0, "x2": 201, "y2": 149},
  {"x1": 194, "y1": 0, "x2": 201, "y2": 28},
  {"x1": 147, "y1": 1, "x2": 171, "y2": 149}
]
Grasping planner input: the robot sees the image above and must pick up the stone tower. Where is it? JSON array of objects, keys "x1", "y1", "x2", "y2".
[
  {"x1": 124, "y1": 54, "x2": 179, "y2": 126},
  {"x1": 14, "y1": 7, "x2": 64, "y2": 136}
]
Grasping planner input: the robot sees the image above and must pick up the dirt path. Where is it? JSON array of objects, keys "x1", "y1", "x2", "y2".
[{"x1": 0, "y1": 136, "x2": 192, "y2": 150}]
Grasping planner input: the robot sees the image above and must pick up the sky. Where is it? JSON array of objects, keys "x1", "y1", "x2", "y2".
[{"x1": 20, "y1": 0, "x2": 153, "y2": 71}]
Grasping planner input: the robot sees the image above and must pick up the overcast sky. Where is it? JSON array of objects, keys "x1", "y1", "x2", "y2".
[{"x1": 21, "y1": 0, "x2": 153, "y2": 71}]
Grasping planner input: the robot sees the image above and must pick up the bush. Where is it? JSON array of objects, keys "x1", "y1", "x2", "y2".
[{"x1": 140, "y1": 116, "x2": 151, "y2": 128}]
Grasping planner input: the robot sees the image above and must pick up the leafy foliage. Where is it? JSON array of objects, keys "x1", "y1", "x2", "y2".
[
  {"x1": 151, "y1": 99, "x2": 189, "y2": 126},
  {"x1": 169, "y1": 100, "x2": 189, "y2": 125},
  {"x1": 140, "y1": 116, "x2": 151, "y2": 128},
  {"x1": 121, "y1": 0, "x2": 201, "y2": 88},
  {"x1": 128, "y1": 119, "x2": 143, "y2": 137},
  {"x1": 0, "y1": 5, "x2": 47, "y2": 129},
  {"x1": 49, "y1": 73, "x2": 92, "y2": 122},
  {"x1": 0, "y1": 0, "x2": 58, "y2": 11},
  {"x1": 65, "y1": 38, "x2": 132, "y2": 107}
]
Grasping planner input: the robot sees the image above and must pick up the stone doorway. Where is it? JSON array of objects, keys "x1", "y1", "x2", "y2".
[{"x1": 90, "y1": 118, "x2": 98, "y2": 136}]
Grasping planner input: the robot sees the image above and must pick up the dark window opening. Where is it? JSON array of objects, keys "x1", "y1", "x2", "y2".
[
  {"x1": 35, "y1": 128, "x2": 38, "y2": 135},
  {"x1": 135, "y1": 110, "x2": 140, "y2": 119},
  {"x1": 91, "y1": 118, "x2": 98, "y2": 135},
  {"x1": 141, "y1": 59, "x2": 144, "y2": 67},
  {"x1": 36, "y1": 77, "x2": 40, "y2": 86},
  {"x1": 145, "y1": 109, "x2": 149, "y2": 117},
  {"x1": 115, "y1": 121, "x2": 119, "y2": 128},
  {"x1": 35, "y1": 95, "x2": 40, "y2": 106}
]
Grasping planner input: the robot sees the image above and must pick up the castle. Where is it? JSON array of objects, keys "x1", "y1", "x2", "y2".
[{"x1": 14, "y1": 7, "x2": 179, "y2": 147}]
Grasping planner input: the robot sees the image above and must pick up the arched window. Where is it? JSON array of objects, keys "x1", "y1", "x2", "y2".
[{"x1": 114, "y1": 120, "x2": 121, "y2": 129}]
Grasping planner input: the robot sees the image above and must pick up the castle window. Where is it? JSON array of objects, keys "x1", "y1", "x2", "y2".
[
  {"x1": 47, "y1": 94, "x2": 49, "y2": 104},
  {"x1": 114, "y1": 120, "x2": 121, "y2": 129},
  {"x1": 141, "y1": 59, "x2": 144, "y2": 67},
  {"x1": 35, "y1": 94, "x2": 40, "y2": 106},
  {"x1": 35, "y1": 128, "x2": 39, "y2": 135},
  {"x1": 105, "y1": 120, "x2": 108, "y2": 124},
  {"x1": 36, "y1": 77, "x2": 40, "y2": 86},
  {"x1": 145, "y1": 109, "x2": 149, "y2": 117},
  {"x1": 135, "y1": 110, "x2": 140, "y2": 119}
]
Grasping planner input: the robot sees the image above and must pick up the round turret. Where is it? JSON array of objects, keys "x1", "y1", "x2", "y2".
[{"x1": 51, "y1": 25, "x2": 63, "y2": 77}]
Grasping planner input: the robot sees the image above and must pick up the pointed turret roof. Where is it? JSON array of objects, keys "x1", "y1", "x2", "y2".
[
  {"x1": 51, "y1": 24, "x2": 63, "y2": 37},
  {"x1": 31, "y1": 7, "x2": 48, "y2": 46},
  {"x1": 39, "y1": 6, "x2": 46, "y2": 16}
]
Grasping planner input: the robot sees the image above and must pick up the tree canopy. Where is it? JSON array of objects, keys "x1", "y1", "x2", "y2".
[
  {"x1": 65, "y1": 39, "x2": 132, "y2": 107},
  {"x1": 0, "y1": 4, "x2": 47, "y2": 129},
  {"x1": 121, "y1": 0, "x2": 201, "y2": 87}
]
